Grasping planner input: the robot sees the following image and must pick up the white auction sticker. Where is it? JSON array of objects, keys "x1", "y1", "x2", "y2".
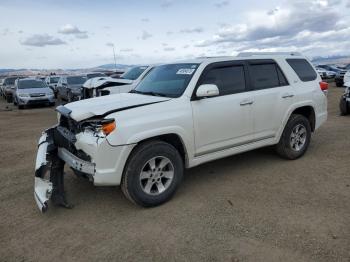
[{"x1": 176, "y1": 68, "x2": 195, "y2": 75}]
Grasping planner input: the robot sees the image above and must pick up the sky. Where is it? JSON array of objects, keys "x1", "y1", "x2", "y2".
[{"x1": 0, "y1": 0, "x2": 350, "y2": 69}]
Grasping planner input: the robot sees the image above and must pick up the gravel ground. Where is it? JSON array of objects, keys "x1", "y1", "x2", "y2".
[{"x1": 0, "y1": 84, "x2": 349, "y2": 262}]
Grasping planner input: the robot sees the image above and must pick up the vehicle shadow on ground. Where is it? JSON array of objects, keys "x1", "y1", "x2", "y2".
[{"x1": 53, "y1": 146, "x2": 279, "y2": 215}]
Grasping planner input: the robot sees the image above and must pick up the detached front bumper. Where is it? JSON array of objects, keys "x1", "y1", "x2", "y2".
[{"x1": 34, "y1": 127, "x2": 95, "y2": 212}]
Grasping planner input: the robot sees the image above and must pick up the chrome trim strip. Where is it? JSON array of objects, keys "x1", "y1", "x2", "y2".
[{"x1": 195, "y1": 135, "x2": 275, "y2": 157}]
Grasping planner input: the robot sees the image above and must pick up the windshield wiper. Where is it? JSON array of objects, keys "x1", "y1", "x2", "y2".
[{"x1": 129, "y1": 90, "x2": 168, "y2": 97}]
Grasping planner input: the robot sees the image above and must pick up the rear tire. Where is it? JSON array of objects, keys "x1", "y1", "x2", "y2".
[
  {"x1": 275, "y1": 114, "x2": 311, "y2": 160},
  {"x1": 121, "y1": 140, "x2": 184, "y2": 207},
  {"x1": 18, "y1": 104, "x2": 24, "y2": 109},
  {"x1": 336, "y1": 82, "x2": 343, "y2": 87}
]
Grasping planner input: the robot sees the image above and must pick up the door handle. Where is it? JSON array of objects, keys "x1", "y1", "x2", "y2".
[
  {"x1": 282, "y1": 93, "x2": 294, "y2": 98},
  {"x1": 240, "y1": 99, "x2": 254, "y2": 106}
]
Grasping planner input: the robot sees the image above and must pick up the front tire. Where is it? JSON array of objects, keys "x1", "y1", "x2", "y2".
[
  {"x1": 275, "y1": 114, "x2": 311, "y2": 160},
  {"x1": 6, "y1": 95, "x2": 12, "y2": 103},
  {"x1": 121, "y1": 140, "x2": 184, "y2": 207}
]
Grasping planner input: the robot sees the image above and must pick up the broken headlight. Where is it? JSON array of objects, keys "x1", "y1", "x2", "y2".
[{"x1": 81, "y1": 119, "x2": 116, "y2": 137}]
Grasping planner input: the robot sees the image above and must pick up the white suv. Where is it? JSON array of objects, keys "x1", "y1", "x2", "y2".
[{"x1": 34, "y1": 52, "x2": 328, "y2": 212}]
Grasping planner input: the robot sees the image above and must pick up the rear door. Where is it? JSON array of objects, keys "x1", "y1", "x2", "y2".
[
  {"x1": 191, "y1": 61, "x2": 255, "y2": 156},
  {"x1": 247, "y1": 60, "x2": 294, "y2": 140}
]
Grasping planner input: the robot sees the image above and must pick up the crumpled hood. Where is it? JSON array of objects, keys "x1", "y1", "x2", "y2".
[
  {"x1": 83, "y1": 77, "x2": 133, "y2": 89},
  {"x1": 64, "y1": 93, "x2": 170, "y2": 121}
]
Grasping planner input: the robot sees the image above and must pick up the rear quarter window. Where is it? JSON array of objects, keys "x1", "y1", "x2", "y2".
[{"x1": 286, "y1": 59, "x2": 317, "y2": 82}]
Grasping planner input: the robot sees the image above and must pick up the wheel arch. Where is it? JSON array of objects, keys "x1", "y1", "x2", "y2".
[
  {"x1": 126, "y1": 132, "x2": 190, "y2": 168},
  {"x1": 290, "y1": 105, "x2": 316, "y2": 132}
]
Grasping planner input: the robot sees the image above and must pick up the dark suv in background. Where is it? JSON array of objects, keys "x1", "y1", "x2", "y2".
[{"x1": 2, "y1": 76, "x2": 24, "y2": 102}]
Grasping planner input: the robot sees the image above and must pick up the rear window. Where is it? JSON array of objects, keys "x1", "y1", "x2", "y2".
[{"x1": 286, "y1": 59, "x2": 317, "y2": 82}]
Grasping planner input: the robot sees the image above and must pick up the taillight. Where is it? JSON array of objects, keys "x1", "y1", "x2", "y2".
[{"x1": 319, "y1": 81, "x2": 328, "y2": 92}]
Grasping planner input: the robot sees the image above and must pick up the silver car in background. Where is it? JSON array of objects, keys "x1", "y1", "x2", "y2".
[
  {"x1": 13, "y1": 78, "x2": 55, "y2": 109},
  {"x1": 56, "y1": 75, "x2": 87, "y2": 102}
]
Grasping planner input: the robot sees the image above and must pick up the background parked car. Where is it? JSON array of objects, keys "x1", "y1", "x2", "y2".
[
  {"x1": 2, "y1": 76, "x2": 24, "y2": 102},
  {"x1": 317, "y1": 64, "x2": 347, "y2": 87},
  {"x1": 0, "y1": 78, "x2": 4, "y2": 97},
  {"x1": 57, "y1": 75, "x2": 87, "y2": 102},
  {"x1": 315, "y1": 67, "x2": 336, "y2": 79},
  {"x1": 86, "y1": 72, "x2": 106, "y2": 79},
  {"x1": 13, "y1": 78, "x2": 55, "y2": 109},
  {"x1": 81, "y1": 66, "x2": 154, "y2": 99},
  {"x1": 45, "y1": 75, "x2": 61, "y2": 97},
  {"x1": 340, "y1": 85, "x2": 350, "y2": 115}
]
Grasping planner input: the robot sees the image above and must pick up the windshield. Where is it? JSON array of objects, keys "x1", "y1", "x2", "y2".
[
  {"x1": 4, "y1": 77, "x2": 18, "y2": 85},
  {"x1": 133, "y1": 63, "x2": 199, "y2": 98},
  {"x1": 121, "y1": 66, "x2": 148, "y2": 80},
  {"x1": 19, "y1": 80, "x2": 47, "y2": 89},
  {"x1": 50, "y1": 77, "x2": 60, "y2": 83},
  {"x1": 67, "y1": 76, "x2": 87, "y2": 85}
]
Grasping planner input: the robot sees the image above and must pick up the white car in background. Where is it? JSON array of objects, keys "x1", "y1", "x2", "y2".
[
  {"x1": 343, "y1": 70, "x2": 350, "y2": 86},
  {"x1": 34, "y1": 52, "x2": 328, "y2": 212},
  {"x1": 340, "y1": 71, "x2": 350, "y2": 115},
  {"x1": 316, "y1": 67, "x2": 336, "y2": 79},
  {"x1": 81, "y1": 66, "x2": 153, "y2": 99}
]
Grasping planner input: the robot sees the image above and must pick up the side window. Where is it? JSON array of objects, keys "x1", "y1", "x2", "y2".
[
  {"x1": 277, "y1": 67, "x2": 288, "y2": 86},
  {"x1": 200, "y1": 65, "x2": 246, "y2": 96},
  {"x1": 249, "y1": 63, "x2": 282, "y2": 90},
  {"x1": 286, "y1": 59, "x2": 317, "y2": 82}
]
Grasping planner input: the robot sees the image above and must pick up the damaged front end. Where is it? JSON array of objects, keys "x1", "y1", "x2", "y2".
[{"x1": 34, "y1": 106, "x2": 97, "y2": 213}]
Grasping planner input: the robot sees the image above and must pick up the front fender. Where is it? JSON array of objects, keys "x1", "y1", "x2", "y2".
[{"x1": 125, "y1": 126, "x2": 193, "y2": 162}]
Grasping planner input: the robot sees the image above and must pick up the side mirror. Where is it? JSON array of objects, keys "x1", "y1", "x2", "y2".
[{"x1": 196, "y1": 84, "x2": 219, "y2": 98}]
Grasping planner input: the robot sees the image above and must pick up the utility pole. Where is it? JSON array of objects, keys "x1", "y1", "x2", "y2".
[{"x1": 112, "y1": 44, "x2": 117, "y2": 71}]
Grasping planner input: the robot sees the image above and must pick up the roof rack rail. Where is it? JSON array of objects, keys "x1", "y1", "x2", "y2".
[{"x1": 237, "y1": 52, "x2": 302, "y2": 57}]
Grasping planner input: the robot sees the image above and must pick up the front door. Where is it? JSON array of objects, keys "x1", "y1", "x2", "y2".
[{"x1": 191, "y1": 62, "x2": 254, "y2": 156}]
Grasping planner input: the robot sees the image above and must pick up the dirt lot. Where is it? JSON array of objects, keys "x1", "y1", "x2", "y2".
[{"x1": 0, "y1": 84, "x2": 349, "y2": 262}]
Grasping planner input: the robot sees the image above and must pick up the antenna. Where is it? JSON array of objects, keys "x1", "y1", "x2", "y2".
[{"x1": 112, "y1": 44, "x2": 117, "y2": 71}]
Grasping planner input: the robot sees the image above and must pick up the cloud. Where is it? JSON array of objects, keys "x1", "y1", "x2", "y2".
[
  {"x1": 2, "y1": 28, "x2": 11, "y2": 36},
  {"x1": 162, "y1": 43, "x2": 168, "y2": 46},
  {"x1": 164, "y1": 47, "x2": 175, "y2": 51},
  {"x1": 166, "y1": 31, "x2": 174, "y2": 35},
  {"x1": 141, "y1": 18, "x2": 150, "y2": 22},
  {"x1": 180, "y1": 27, "x2": 204, "y2": 34},
  {"x1": 141, "y1": 30, "x2": 152, "y2": 40},
  {"x1": 21, "y1": 34, "x2": 66, "y2": 47},
  {"x1": 58, "y1": 24, "x2": 88, "y2": 39},
  {"x1": 195, "y1": 0, "x2": 346, "y2": 57},
  {"x1": 161, "y1": 0, "x2": 174, "y2": 8},
  {"x1": 215, "y1": 1, "x2": 229, "y2": 8},
  {"x1": 120, "y1": 48, "x2": 134, "y2": 52},
  {"x1": 183, "y1": 45, "x2": 190, "y2": 49},
  {"x1": 106, "y1": 42, "x2": 114, "y2": 47}
]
